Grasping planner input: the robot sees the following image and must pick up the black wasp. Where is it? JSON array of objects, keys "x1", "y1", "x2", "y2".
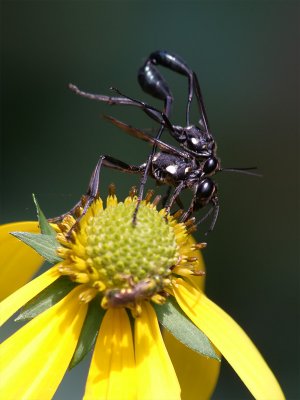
[{"x1": 66, "y1": 51, "x2": 255, "y2": 230}]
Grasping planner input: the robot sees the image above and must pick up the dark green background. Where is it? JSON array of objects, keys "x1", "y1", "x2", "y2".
[{"x1": 1, "y1": 1, "x2": 299, "y2": 399}]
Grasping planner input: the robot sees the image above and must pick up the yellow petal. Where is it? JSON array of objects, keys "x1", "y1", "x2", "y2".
[
  {"x1": 173, "y1": 279, "x2": 285, "y2": 400},
  {"x1": 0, "y1": 221, "x2": 44, "y2": 300},
  {"x1": 0, "y1": 286, "x2": 88, "y2": 400},
  {"x1": 0, "y1": 265, "x2": 60, "y2": 327},
  {"x1": 164, "y1": 329, "x2": 221, "y2": 400},
  {"x1": 165, "y1": 238, "x2": 219, "y2": 400},
  {"x1": 135, "y1": 302, "x2": 181, "y2": 400},
  {"x1": 84, "y1": 307, "x2": 136, "y2": 400}
]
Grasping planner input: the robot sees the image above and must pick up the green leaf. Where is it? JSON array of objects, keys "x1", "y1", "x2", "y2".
[
  {"x1": 11, "y1": 232, "x2": 61, "y2": 264},
  {"x1": 69, "y1": 299, "x2": 105, "y2": 370},
  {"x1": 154, "y1": 298, "x2": 220, "y2": 361},
  {"x1": 16, "y1": 277, "x2": 76, "y2": 321},
  {"x1": 32, "y1": 194, "x2": 56, "y2": 237}
]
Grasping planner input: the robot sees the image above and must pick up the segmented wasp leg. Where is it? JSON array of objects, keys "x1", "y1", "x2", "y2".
[
  {"x1": 161, "y1": 186, "x2": 185, "y2": 210},
  {"x1": 180, "y1": 193, "x2": 198, "y2": 222},
  {"x1": 48, "y1": 200, "x2": 84, "y2": 223},
  {"x1": 132, "y1": 152, "x2": 154, "y2": 224},
  {"x1": 164, "y1": 181, "x2": 185, "y2": 214},
  {"x1": 110, "y1": 87, "x2": 175, "y2": 131},
  {"x1": 69, "y1": 82, "x2": 175, "y2": 224},
  {"x1": 83, "y1": 155, "x2": 142, "y2": 221},
  {"x1": 86, "y1": 154, "x2": 142, "y2": 204},
  {"x1": 194, "y1": 199, "x2": 220, "y2": 235},
  {"x1": 205, "y1": 200, "x2": 220, "y2": 234},
  {"x1": 49, "y1": 156, "x2": 142, "y2": 230},
  {"x1": 192, "y1": 72, "x2": 210, "y2": 132},
  {"x1": 185, "y1": 72, "x2": 194, "y2": 126},
  {"x1": 48, "y1": 157, "x2": 106, "y2": 224},
  {"x1": 109, "y1": 88, "x2": 176, "y2": 223},
  {"x1": 68, "y1": 84, "x2": 141, "y2": 107},
  {"x1": 70, "y1": 83, "x2": 169, "y2": 128}
]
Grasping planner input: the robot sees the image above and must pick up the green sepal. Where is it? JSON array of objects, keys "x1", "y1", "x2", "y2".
[
  {"x1": 15, "y1": 277, "x2": 76, "y2": 321},
  {"x1": 69, "y1": 299, "x2": 105, "y2": 370},
  {"x1": 154, "y1": 298, "x2": 220, "y2": 361},
  {"x1": 33, "y1": 194, "x2": 57, "y2": 237},
  {"x1": 11, "y1": 232, "x2": 61, "y2": 264}
]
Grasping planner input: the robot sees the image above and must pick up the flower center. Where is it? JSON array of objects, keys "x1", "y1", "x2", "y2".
[
  {"x1": 85, "y1": 202, "x2": 178, "y2": 286},
  {"x1": 56, "y1": 196, "x2": 183, "y2": 310}
]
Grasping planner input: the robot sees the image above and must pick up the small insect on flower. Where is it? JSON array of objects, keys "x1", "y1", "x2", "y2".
[
  {"x1": 0, "y1": 187, "x2": 284, "y2": 400},
  {"x1": 103, "y1": 276, "x2": 165, "y2": 308}
]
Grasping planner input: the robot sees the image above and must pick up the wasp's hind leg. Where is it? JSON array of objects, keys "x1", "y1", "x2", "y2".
[{"x1": 48, "y1": 155, "x2": 142, "y2": 233}]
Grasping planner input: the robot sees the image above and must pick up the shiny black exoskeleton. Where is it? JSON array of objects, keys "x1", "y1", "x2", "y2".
[
  {"x1": 137, "y1": 51, "x2": 216, "y2": 159},
  {"x1": 95, "y1": 115, "x2": 219, "y2": 223},
  {"x1": 67, "y1": 51, "x2": 222, "y2": 228}
]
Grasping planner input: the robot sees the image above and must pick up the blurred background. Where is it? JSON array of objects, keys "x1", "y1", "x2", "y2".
[{"x1": 1, "y1": 1, "x2": 299, "y2": 398}]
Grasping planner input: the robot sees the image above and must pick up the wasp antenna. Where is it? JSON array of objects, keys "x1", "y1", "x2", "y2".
[{"x1": 222, "y1": 167, "x2": 262, "y2": 177}]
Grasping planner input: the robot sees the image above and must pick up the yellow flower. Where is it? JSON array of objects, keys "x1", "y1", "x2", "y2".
[
  {"x1": 0, "y1": 221, "x2": 43, "y2": 300},
  {"x1": 0, "y1": 191, "x2": 284, "y2": 400}
]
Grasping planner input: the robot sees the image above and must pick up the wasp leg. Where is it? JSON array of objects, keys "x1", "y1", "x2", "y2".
[
  {"x1": 49, "y1": 155, "x2": 142, "y2": 229},
  {"x1": 180, "y1": 187, "x2": 199, "y2": 223},
  {"x1": 191, "y1": 198, "x2": 220, "y2": 235},
  {"x1": 106, "y1": 88, "x2": 176, "y2": 224},
  {"x1": 69, "y1": 83, "x2": 173, "y2": 129},
  {"x1": 138, "y1": 51, "x2": 211, "y2": 132},
  {"x1": 163, "y1": 181, "x2": 186, "y2": 215},
  {"x1": 192, "y1": 72, "x2": 210, "y2": 132},
  {"x1": 69, "y1": 83, "x2": 179, "y2": 222},
  {"x1": 69, "y1": 84, "x2": 141, "y2": 107}
]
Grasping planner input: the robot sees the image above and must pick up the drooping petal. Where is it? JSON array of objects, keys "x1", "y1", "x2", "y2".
[
  {"x1": 164, "y1": 329, "x2": 221, "y2": 400},
  {"x1": 173, "y1": 279, "x2": 285, "y2": 400},
  {"x1": 84, "y1": 307, "x2": 136, "y2": 400},
  {"x1": 164, "y1": 239, "x2": 220, "y2": 400},
  {"x1": 0, "y1": 221, "x2": 44, "y2": 299},
  {"x1": 135, "y1": 302, "x2": 181, "y2": 400},
  {"x1": 0, "y1": 286, "x2": 88, "y2": 400},
  {"x1": 0, "y1": 266, "x2": 60, "y2": 327}
]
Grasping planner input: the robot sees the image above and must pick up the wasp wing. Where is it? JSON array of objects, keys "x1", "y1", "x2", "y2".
[{"x1": 103, "y1": 115, "x2": 192, "y2": 159}]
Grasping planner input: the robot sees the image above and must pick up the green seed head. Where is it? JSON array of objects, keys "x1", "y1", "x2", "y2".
[{"x1": 85, "y1": 202, "x2": 179, "y2": 289}]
